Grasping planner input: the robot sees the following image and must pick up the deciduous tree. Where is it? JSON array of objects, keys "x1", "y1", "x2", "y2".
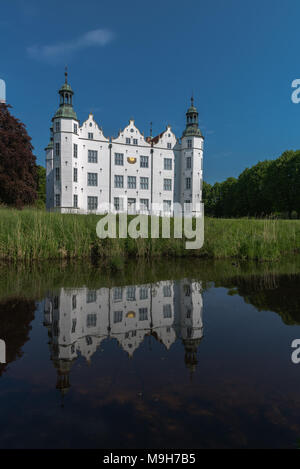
[{"x1": 0, "y1": 103, "x2": 37, "y2": 207}]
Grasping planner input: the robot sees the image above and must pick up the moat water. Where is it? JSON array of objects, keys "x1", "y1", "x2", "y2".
[{"x1": 0, "y1": 258, "x2": 300, "y2": 449}]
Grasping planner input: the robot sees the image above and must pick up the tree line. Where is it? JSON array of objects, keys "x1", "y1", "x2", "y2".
[{"x1": 203, "y1": 150, "x2": 300, "y2": 218}]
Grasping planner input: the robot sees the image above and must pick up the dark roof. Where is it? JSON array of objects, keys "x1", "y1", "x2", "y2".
[{"x1": 147, "y1": 131, "x2": 165, "y2": 145}]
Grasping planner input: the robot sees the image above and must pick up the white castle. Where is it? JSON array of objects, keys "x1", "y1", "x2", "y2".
[
  {"x1": 44, "y1": 279, "x2": 203, "y2": 397},
  {"x1": 46, "y1": 71, "x2": 204, "y2": 216}
]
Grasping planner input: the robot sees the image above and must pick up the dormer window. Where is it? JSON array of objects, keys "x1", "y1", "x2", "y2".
[
  {"x1": 167, "y1": 143, "x2": 172, "y2": 149},
  {"x1": 126, "y1": 138, "x2": 131, "y2": 144},
  {"x1": 88, "y1": 132, "x2": 93, "y2": 140},
  {"x1": 133, "y1": 138, "x2": 138, "y2": 145}
]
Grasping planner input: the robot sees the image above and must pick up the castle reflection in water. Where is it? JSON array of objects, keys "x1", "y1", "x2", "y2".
[{"x1": 44, "y1": 279, "x2": 203, "y2": 396}]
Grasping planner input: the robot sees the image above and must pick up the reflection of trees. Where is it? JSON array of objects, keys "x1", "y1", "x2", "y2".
[
  {"x1": 0, "y1": 298, "x2": 35, "y2": 376},
  {"x1": 221, "y1": 275, "x2": 300, "y2": 325}
]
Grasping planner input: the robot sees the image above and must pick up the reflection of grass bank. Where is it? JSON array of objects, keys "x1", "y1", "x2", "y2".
[
  {"x1": 1, "y1": 255, "x2": 300, "y2": 302},
  {"x1": 0, "y1": 208, "x2": 299, "y2": 262},
  {"x1": 1, "y1": 256, "x2": 300, "y2": 325}
]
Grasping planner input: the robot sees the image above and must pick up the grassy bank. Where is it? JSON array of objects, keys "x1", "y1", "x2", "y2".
[{"x1": 0, "y1": 208, "x2": 299, "y2": 262}]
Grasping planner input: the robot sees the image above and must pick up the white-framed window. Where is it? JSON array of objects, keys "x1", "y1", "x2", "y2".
[
  {"x1": 163, "y1": 178, "x2": 172, "y2": 191},
  {"x1": 140, "y1": 177, "x2": 149, "y2": 190},
  {"x1": 128, "y1": 176, "x2": 136, "y2": 189},
  {"x1": 88, "y1": 150, "x2": 98, "y2": 163},
  {"x1": 167, "y1": 142, "x2": 172, "y2": 149},
  {"x1": 114, "y1": 197, "x2": 124, "y2": 211},
  {"x1": 139, "y1": 287, "x2": 148, "y2": 300},
  {"x1": 127, "y1": 198, "x2": 136, "y2": 210},
  {"x1": 164, "y1": 158, "x2": 172, "y2": 170},
  {"x1": 163, "y1": 200, "x2": 171, "y2": 212},
  {"x1": 139, "y1": 308, "x2": 148, "y2": 321},
  {"x1": 55, "y1": 167, "x2": 60, "y2": 181},
  {"x1": 114, "y1": 175, "x2": 123, "y2": 188},
  {"x1": 86, "y1": 290, "x2": 97, "y2": 303},
  {"x1": 140, "y1": 155, "x2": 149, "y2": 168},
  {"x1": 140, "y1": 198, "x2": 149, "y2": 210},
  {"x1": 73, "y1": 143, "x2": 78, "y2": 158},
  {"x1": 88, "y1": 132, "x2": 93, "y2": 140},
  {"x1": 186, "y1": 177, "x2": 191, "y2": 189},
  {"x1": 126, "y1": 137, "x2": 131, "y2": 144},
  {"x1": 55, "y1": 194, "x2": 60, "y2": 207},
  {"x1": 87, "y1": 314, "x2": 97, "y2": 328},
  {"x1": 55, "y1": 121, "x2": 60, "y2": 132},
  {"x1": 73, "y1": 194, "x2": 78, "y2": 208},
  {"x1": 163, "y1": 304, "x2": 172, "y2": 318},
  {"x1": 187, "y1": 139, "x2": 192, "y2": 149},
  {"x1": 185, "y1": 200, "x2": 191, "y2": 212},
  {"x1": 127, "y1": 286, "x2": 136, "y2": 301},
  {"x1": 115, "y1": 153, "x2": 124, "y2": 165},
  {"x1": 55, "y1": 142, "x2": 60, "y2": 156},
  {"x1": 163, "y1": 285, "x2": 171, "y2": 297},
  {"x1": 113, "y1": 287, "x2": 123, "y2": 301},
  {"x1": 133, "y1": 138, "x2": 138, "y2": 145},
  {"x1": 87, "y1": 172, "x2": 98, "y2": 186},
  {"x1": 114, "y1": 310, "x2": 123, "y2": 323},
  {"x1": 186, "y1": 156, "x2": 191, "y2": 169},
  {"x1": 86, "y1": 336, "x2": 93, "y2": 345},
  {"x1": 73, "y1": 167, "x2": 77, "y2": 182},
  {"x1": 74, "y1": 123, "x2": 78, "y2": 134},
  {"x1": 87, "y1": 196, "x2": 98, "y2": 211}
]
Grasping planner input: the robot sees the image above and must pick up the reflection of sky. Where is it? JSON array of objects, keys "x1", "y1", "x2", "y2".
[{"x1": 1, "y1": 286, "x2": 300, "y2": 449}]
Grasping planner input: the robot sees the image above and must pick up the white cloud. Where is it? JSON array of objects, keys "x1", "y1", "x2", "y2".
[{"x1": 27, "y1": 29, "x2": 114, "y2": 63}]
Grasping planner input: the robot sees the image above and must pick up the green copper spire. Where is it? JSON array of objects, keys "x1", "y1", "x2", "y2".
[
  {"x1": 182, "y1": 96, "x2": 203, "y2": 138},
  {"x1": 53, "y1": 67, "x2": 78, "y2": 120}
]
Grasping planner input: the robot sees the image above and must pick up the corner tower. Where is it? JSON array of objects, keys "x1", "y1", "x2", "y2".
[
  {"x1": 180, "y1": 97, "x2": 204, "y2": 215},
  {"x1": 47, "y1": 69, "x2": 80, "y2": 212}
]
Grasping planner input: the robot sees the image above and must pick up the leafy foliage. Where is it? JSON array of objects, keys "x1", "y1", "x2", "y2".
[
  {"x1": 36, "y1": 165, "x2": 46, "y2": 208},
  {"x1": 0, "y1": 103, "x2": 37, "y2": 207},
  {"x1": 203, "y1": 150, "x2": 300, "y2": 218}
]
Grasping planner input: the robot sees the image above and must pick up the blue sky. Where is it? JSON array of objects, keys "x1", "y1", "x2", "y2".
[{"x1": 1, "y1": 0, "x2": 300, "y2": 184}]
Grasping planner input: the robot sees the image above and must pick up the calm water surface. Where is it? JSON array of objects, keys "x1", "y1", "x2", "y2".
[{"x1": 0, "y1": 259, "x2": 300, "y2": 449}]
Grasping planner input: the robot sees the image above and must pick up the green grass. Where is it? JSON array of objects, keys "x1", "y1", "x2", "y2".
[{"x1": 0, "y1": 208, "x2": 299, "y2": 262}]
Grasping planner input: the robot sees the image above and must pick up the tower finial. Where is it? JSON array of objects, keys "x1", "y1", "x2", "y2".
[
  {"x1": 150, "y1": 121, "x2": 153, "y2": 138},
  {"x1": 65, "y1": 66, "x2": 68, "y2": 84},
  {"x1": 191, "y1": 92, "x2": 194, "y2": 107}
]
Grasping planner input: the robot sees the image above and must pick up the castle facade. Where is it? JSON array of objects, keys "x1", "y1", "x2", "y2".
[{"x1": 46, "y1": 72, "x2": 204, "y2": 216}]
